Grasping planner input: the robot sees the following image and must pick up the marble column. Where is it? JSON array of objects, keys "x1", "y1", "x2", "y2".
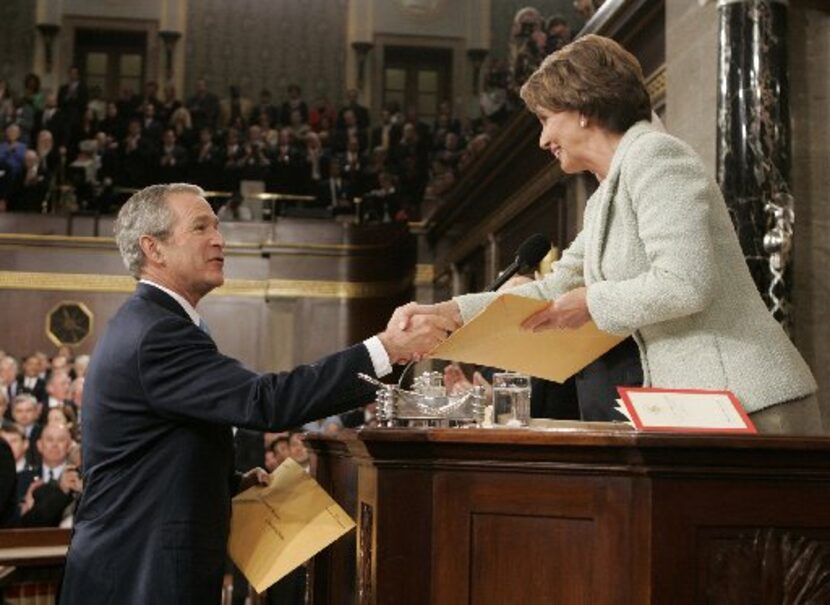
[{"x1": 716, "y1": 0, "x2": 793, "y2": 332}]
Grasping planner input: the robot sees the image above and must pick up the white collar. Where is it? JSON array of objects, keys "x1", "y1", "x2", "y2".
[
  {"x1": 140, "y1": 279, "x2": 201, "y2": 326},
  {"x1": 15, "y1": 459, "x2": 26, "y2": 472},
  {"x1": 42, "y1": 462, "x2": 66, "y2": 479}
]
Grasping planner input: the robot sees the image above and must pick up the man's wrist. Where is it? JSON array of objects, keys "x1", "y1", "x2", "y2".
[{"x1": 364, "y1": 335, "x2": 393, "y2": 377}]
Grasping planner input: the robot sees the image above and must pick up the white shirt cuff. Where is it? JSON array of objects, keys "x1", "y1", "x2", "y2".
[{"x1": 363, "y1": 336, "x2": 393, "y2": 378}]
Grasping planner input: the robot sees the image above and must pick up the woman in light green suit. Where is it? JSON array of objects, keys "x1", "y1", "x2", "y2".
[{"x1": 413, "y1": 34, "x2": 821, "y2": 433}]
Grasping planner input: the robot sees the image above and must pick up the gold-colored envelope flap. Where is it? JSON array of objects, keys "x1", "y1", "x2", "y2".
[
  {"x1": 228, "y1": 458, "x2": 355, "y2": 593},
  {"x1": 429, "y1": 293, "x2": 624, "y2": 383}
]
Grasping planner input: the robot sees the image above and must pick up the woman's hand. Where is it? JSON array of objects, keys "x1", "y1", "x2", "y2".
[{"x1": 521, "y1": 287, "x2": 592, "y2": 331}]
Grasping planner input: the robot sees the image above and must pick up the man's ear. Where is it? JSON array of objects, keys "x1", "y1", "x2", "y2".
[{"x1": 139, "y1": 235, "x2": 163, "y2": 265}]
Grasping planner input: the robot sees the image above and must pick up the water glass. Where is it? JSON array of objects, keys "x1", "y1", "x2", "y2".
[{"x1": 491, "y1": 372, "x2": 531, "y2": 426}]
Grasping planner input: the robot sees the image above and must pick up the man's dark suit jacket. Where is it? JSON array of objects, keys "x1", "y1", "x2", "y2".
[
  {"x1": 16, "y1": 376, "x2": 47, "y2": 405},
  {"x1": 60, "y1": 283, "x2": 377, "y2": 604},
  {"x1": 0, "y1": 440, "x2": 17, "y2": 528}
]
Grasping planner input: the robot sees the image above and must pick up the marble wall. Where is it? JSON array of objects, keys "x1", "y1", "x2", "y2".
[
  {"x1": 0, "y1": 1, "x2": 36, "y2": 91},
  {"x1": 666, "y1": 0, "x2": 829, "y2": 424},
  {"x1": 664, "y1": 0, "x2": 718, "y2": 176},
  {"x1": 790, "y1": 1, "x2": 830, "y2": 422},
  {"x1": 184, "y1": 0, "x2": 349, "y2": 103}
]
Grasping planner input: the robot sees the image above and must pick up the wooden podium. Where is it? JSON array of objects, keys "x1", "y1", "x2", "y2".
[{"x1": 307, "y1": 427, "x2": 830, "y2": 605}]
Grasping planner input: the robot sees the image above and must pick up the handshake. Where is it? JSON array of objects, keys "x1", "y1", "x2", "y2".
[{"x1": 377, "y1": 300, "x2": 463, "y2": 364}]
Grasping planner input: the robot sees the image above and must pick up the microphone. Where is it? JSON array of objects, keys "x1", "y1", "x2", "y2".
[{"x1": 488, "y1": 233, "x2": 551, "y2": 292}]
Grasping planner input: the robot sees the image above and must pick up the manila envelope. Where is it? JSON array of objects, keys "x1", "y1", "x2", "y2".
[
  {"x1": 429, "y1": 293, "x2": 624, "y2": 383},
  {"x1": 228, "y1": 458, "x2": 355, "y2": 593}
]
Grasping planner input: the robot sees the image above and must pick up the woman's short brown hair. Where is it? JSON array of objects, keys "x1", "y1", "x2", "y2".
[{"x1": 520, "y1": 34, "x2": 651, "y2": 133}]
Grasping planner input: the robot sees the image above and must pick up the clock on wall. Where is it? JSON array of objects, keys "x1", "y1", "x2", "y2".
[{"x1": 46, "y1": 301, "x2": 94, "y2": 347}]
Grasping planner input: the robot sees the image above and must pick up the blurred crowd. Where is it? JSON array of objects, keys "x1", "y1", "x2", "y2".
[{"x1": 0, "y1": 8, "x2": 583, "y2": 223}]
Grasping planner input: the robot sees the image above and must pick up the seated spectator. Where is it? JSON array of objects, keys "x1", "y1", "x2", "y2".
[
  {"x1": 287, "y1": 108, "x2": 310, "y2": 141},
  {"x1": 250, "y1": 89, "x2": 279, "y2": 130},
  {"x1": 18, "y1": 354, "x2": 47, "y2": 404},
  {"x1": 370, "y1": 105, "x2": 403, "y2": 152},
  {"x1": 157, "y1": 82, "x2": 182, "y2": 126},
  {"x1": 11, "y1": 394, "x2": 41, "y2": 467},
  {"x1": 99, "y1": 101, "x2": 126, "y2": 141},
  {"x1": 41, "y1": 92, "x2": 70, "y2": 149},
  {"x1": 169, "y1": 106, "x2": 196, "y2": 151},
  {"x1": 316, "y1": 158, "x2": 354, "y2": 213},
  {"x1": 364, "y1": 171, "x2": 403, "y2": 222},
  {"x1": 545, "y1": 15, "x2": 573, "y2": 54},
  {"x1": 43, "y1": 370, "x2": 74, "y2": 420},
  {"x1": 140, "y1": 102, "x2": 163, "y2": 144},
  {"x1": 280, "y1": 84, "x2": 308, "y2": 126},
  {"x1": 20, "y1": 423, "x2": 81, "y2": 528},
  {"x1": 0, "y1": 124, "x2": 27, "y2": 203},
  {"x1": 35, "y1": 129, "x2": 60, "y2": 182},
  {"x1": 316, "y1": 114, "x2": 334, "y2": 150},
  {"x1": 222, "y1": 127, "x2": 244, "y2": 190},
  {"x1": 340, "y1": 135, "x2": 367, "y2": 194},
  {"x1": 190, "y1": 126, "x2": 223, "y2": 190},
  {"x1": 309, "y1": 96, "x2": 336, "y2": 132},
  {"x1": 268, "y1": 128, "x2": 303, "y2": 193},
  {"x1": 220, "y1": 85, "x2": 252, "y2": 130},
  {"x1": 301, "y1": 132, "x2": 327, "y2": 191},
  {"x1": 333, "y1": 108, "x2": 368, "y2": 153},
  {"x1": 337, "y1": 88, "x2": 370, "y2": 130},
  {"x1": 157, "y1": 128, "x2": 189, "y2": 183},
  {"x1": 1, "y1": 422, "x2": 31, "y2": 475},
  {"x1": 186, "y1": 78, "x2": 220, "y2": 131},
  {"x1": 15, "y1": 149, "x2": 48, "y2": 212},
  {"x1": 120, "y1": 118, "x2": 156, "y2": 188}
]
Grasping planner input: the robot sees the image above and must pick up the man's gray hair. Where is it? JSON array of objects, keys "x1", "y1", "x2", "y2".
[
  {"x1": 114, "y1": 183, "x2": 205, "y2": 278},
  {"x1": 13, "y1": 393, "x2": 37, "y2": 409}
]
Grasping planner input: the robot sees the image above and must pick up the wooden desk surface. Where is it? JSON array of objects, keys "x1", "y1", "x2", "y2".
[{"x1": 0, "y1": 545, "x2": 68, "y2": 567}]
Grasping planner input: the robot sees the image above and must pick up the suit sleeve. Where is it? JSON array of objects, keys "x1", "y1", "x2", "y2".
[
  {"x1": 138, "y1": 316, "x2": 377, "y2": 431},
  {"x1": 586, "y1": 134, "x2": 717, "y2": 334}
]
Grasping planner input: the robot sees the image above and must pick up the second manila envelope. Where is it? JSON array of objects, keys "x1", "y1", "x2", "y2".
[
  {"x1": 429, "y1": 294, "x2": 624, "y2": 382},
  {"x1": 228, "y1": 458, "x2": 355, "y2": 593}
]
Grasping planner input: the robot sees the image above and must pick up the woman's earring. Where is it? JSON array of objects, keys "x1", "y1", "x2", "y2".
[{"x1": 580, "y1": 116, "x2": 587, "y2": 128}]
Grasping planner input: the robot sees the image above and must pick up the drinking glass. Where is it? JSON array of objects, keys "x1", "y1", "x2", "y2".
[{"x1": 491, "y1": 372, "x2": 531, "y2": 426}]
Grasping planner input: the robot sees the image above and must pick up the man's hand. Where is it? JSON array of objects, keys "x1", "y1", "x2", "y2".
[
  {"x1": 379, "y1": 302, "x2": 460, "y2": 364},
  {"x1": 239, "y1": 467, "x2": 270, "y2": 492},
  {"x1": 21, "y1": 478, "x2": 44, "y2": 514},
  {"x1": 59, "y1": 466, "x2": 84, "y2": 494},
  {"x1": 521, "y1": 287, "x2": 592, "y2": 331}
]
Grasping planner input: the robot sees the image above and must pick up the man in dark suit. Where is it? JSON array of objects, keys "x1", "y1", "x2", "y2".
[
  {"x1": 16, "y1": 355, "x2": 47, "y2": 405},
  {"x1": 60, "y1": 183, "x2": 452, "y2": 604}
]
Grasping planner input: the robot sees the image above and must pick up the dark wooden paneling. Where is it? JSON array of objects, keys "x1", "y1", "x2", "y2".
[
  {"x1": 470, "y1": 514, "x2": 593, "y2": 605},
  {"x1": 309, "y1": 429, "x2": 830, "y2": 605},
  {"x1": 0, "y1": 215, "x2": 416, "y2": 372}
]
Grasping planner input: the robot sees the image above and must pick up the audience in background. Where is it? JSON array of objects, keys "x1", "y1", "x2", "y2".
[{"x1": 0, "y1": 8, "x2": 578, "y2": 221}]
